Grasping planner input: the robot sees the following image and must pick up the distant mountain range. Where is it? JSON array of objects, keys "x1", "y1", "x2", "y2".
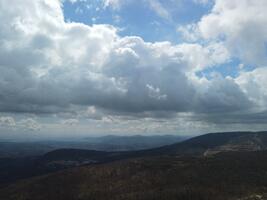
[
  {"x1": 1, "y1": 131, "x2": 267, "y2": 199},
  {"x1": 0, "y1": 135, "x2": 187, "y2": 158},
  {"x1": 39, "y1": 131, "x2": 267, "y2": 164}
]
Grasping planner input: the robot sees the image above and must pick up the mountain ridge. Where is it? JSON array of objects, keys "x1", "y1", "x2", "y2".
[
  {"x1": 1, "y1": 131, "x2": 267, "y2": 187},
  {"x1": 2, "y1": 150, "x2": 267, "y2": 200}
]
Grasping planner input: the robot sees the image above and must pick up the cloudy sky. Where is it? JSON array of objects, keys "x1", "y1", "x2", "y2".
[{"x1": 0, "y1": 0, "x2": 267, "y2": 140}]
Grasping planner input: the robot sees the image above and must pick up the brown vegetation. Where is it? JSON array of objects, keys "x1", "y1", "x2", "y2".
[{"x1": 1, "y1": 151, "x2": 267, "y2": 200}]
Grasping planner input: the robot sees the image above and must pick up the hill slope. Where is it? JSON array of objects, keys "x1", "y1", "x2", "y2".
[
  {"x1": 1, "y1": 131, "x2": 267, "y2": 187},
  {"x1": 152, "y1": 131, "x2": 267, "y2": 156},
  {"x1": 2, "y1": 151, "x2": 267, "y2": 200},
  {"x1": 41, "y1": 131, "x2": 267, "y2": 162}
]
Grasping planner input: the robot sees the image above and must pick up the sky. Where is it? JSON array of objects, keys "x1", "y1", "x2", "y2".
[{"x1": 0, "y1": 0, "x2": 267, "y2": 140}]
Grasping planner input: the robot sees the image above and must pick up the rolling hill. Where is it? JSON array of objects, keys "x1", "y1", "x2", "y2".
[
  {"x1": 0, "y1": 135, "x2": 186, "y2": 158},
  {"x1": 41, "y1": 131, "x2": 267, "y2": 162},
  {"x1": 1, "y1": 151, "x2": 267, "y2": 200},
  {"x1": 155, "y1": 131, "x2": 267, "y2": 156},
  {"x1": 1, "y1": 131, "x2": 267, "y2": 188}
]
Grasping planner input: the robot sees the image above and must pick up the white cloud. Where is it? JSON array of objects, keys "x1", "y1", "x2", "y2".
[
  {"x1": 197, "y1": 0, "x2": 267, "y2": 66},
  {"x1": 146, "y1": 0, "x2": 170, "y2": 20},
  {"x1": 193, "y1": 0, "x2": 212, "y2": 5},
  {"x1": 0, "y1": 0, "x2": 266, "y2": 136},
  {"x1": 19, "y1": 118, "x2": 42, "y2": 131},
  {"x1": 236, "y1": 67, "x2": 267, "y2": 110},
  {"x1": 177, "y1": 24, "x2": 200, "y2": 42},
  {"x1": 179, "y1": 0, "x2": 267, "y2": 67},
  {"x1": 1, "y1": 0, "x2": 225, "y2": 116},
  {"x1": 0, "y1": 116, "x2": 41, "y2": 131},
  {"x1": 102, "y1": 0, "x2": 171, "y2": 20},
  {"x1": 102, "y1": 0, "x2": 130, "y2": 10},
  {"x1": 146, "y1": 84, "x2": 167, "y2": 100},
  {"x1": 62, "y1": 118, "x2": 79, "y2": 126},
  {"x1": 0, "y1": 0, "x2": 253, "y2": 113},
  {"x1": 0, "y1": 117, "x2": 16, "y2": 128}
]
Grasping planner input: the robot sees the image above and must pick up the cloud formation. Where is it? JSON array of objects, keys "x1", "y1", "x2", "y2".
[
  {"x1": 19, "y1": 118, "x2": 42, "y2": 131},
  {"x1": 0, "y1": 0, "x2": 267, "y2": 136},
  {"x1": 62, "y1": 118, "x2": 80, "y2": 126},
  {"x1": 0, "y1": 117, "x2": 16, "y2": 128},
  {"x1": 0, "y1": 0, "x2": 233, "y2": 115},
  {"x1": 197, "y1": 0, "x2": 267, "y2": 66},
  {"x1": 0, "y1": 116, "x2": 41, "y2": 131}
]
